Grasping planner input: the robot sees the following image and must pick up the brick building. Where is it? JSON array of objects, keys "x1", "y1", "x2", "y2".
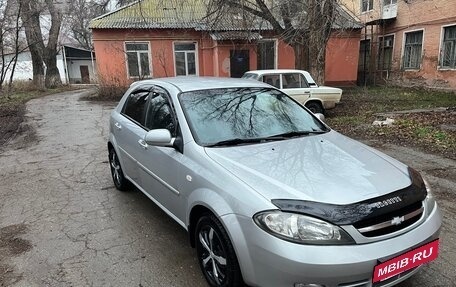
[
  {"x1": 341, "y1": 0, "x2": 456, "y2": 89},
  {"x1": 90, "y1": 0, "x2": 362, "y2": 87}
]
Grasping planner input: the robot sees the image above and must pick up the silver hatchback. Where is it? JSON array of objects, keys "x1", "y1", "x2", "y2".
[{"x1": 108, "y1": 77, "x2": 441, "y2": 287}]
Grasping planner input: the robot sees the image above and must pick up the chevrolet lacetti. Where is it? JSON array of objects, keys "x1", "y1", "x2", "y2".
[{"x1": 107, "y1": 77, "x2": 442, "y2": 287}]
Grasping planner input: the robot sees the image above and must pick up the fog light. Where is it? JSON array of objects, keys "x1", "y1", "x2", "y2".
[{"x1": 294, "y1": 284, "x2": 325, "y2": 287}]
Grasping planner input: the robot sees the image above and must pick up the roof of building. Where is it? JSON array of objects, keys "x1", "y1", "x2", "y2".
[{"x1": 90, "y1": 0, "x2": 362, "y2": 31}]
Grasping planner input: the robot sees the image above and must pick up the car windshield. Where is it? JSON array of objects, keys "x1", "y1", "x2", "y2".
[
  {"x1": 241, "y1": 73, "x2": 257, "y2": 79},
  {"x1": 179, "y1": 87, "x2": 329, "y2": 147}
]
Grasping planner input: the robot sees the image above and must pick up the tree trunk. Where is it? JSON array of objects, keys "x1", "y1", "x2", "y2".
[
  {"x1": 44, "y1": 51, "x2": 61, "y2": 88},
  {"x1": 20, "y1": 0, "x2": 45, "y2": 89},
  {"x1": 43, "y1": 0, "x2": 62, "y2": 88}
]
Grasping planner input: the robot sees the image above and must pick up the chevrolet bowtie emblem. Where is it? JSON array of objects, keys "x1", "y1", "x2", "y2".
[{"x1": 391, "y1": 216, "x2": 405, "y2": 225}]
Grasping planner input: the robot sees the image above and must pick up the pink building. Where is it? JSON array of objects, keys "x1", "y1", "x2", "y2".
[{"x1": 90, "y1": 0, "x2": 362, "y2": 87}]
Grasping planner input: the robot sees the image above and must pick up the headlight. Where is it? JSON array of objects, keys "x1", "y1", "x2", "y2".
[{"x1": 254, "y1": 211, "x2": 354, "y2": 245}]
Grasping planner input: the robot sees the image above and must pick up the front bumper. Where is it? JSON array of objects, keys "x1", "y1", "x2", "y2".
[{"x1": 222, "y1": 202, "x2": 442, "y2": 287}]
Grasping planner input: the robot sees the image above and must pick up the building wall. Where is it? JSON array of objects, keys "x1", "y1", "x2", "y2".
[
  {"x1": 341, "y1": 0, "x2": 456, "y2": 89},
  {"x1": 325, "y1": 31, "x2": 361, "y2": 86},
  {"x1": 66, "y1": 59, "x2": 97, "y2": 84},
  {"x1": 4, "y1": 51, "x2": 67, "y2": 84},
  {"x1": 92, "y1": 28, "x2": 360, "y2": 87}
]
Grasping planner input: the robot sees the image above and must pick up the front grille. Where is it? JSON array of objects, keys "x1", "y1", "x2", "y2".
[
  {"x1": 372, "y1": 266, "x2": 419, "y2": 287},
  {"x1": 354, "y1": 201, "x2": 424, "y2": 237}
]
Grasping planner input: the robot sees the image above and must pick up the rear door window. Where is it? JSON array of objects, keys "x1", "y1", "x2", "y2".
[{"x1": 282, "y1": 73, "x2": 309, "y2": 89}]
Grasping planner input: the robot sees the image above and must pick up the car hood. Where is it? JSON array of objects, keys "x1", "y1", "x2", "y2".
[{"x1": 204, "y1": 131, "x2": 411, "y2": 205}]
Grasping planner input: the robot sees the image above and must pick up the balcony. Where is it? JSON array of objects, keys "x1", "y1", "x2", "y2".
[{"x1": 382, "y1": 3, "x2": 397, "y2": 19}]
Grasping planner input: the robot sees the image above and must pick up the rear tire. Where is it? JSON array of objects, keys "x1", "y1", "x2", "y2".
[
  {"x1": 305, "y1": 101, "x2": 324, "y2": 114},
  {"x1": 195, "y1": 214, "x2": 243, "y2": 287},
  {"x1": 108, "y1": 148, "x2": 129, "y2": 191}
]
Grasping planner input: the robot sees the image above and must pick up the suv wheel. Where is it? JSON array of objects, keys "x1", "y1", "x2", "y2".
[{"x1": 195, "y1": 214, "x2": 243, "y2": 287}]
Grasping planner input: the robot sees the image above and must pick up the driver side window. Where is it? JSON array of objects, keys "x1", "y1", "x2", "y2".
[{"x1": 144, "y1": 87, "x2": 177, "y2": 136}]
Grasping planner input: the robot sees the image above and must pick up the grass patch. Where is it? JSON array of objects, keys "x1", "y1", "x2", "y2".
[{"x1": 326, "y1": 86, "x2": 456, "y2": 159}]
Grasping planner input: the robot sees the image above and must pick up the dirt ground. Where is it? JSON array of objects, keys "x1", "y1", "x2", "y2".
[{"x1": 0, "y1": 90, "x2": 455, "y2": 286}]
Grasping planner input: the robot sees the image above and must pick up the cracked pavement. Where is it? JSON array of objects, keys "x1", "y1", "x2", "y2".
[{"x1": 0, "y1": 90, "x2": 455, "y2": 286}]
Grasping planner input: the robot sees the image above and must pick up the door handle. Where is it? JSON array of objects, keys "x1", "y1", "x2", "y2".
[
  {"x1": 138, "y1": 139, "x2": 148, "y2": 149},
  {"x1": 114, "y1": 122, "x2": 122, "y2": 130}
]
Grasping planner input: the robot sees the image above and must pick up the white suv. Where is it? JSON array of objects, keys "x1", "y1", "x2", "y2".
[{"x1": 243, "y1": 69, "x2": 342, "y2": 114}]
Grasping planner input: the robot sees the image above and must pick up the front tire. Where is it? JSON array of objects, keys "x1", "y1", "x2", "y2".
[
  {"x1": 108, "y1": 148, "x2": 129, "y2": 191},
  {"x1": 305, "y1": 101, "x2": 324, "y2": 114},
  {"x1": 195, "y1": 214, "x2": 243, "y2": 287}
]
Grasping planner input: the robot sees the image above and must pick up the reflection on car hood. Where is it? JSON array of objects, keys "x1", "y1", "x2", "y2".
[{"x1": 204, "y1": 131, "x2": 411, "y2": 205}]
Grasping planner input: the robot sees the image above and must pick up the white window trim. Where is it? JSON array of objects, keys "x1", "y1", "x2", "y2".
[
  {"x1": 124, "y1": 41, "x2": 152, "y2": 79},
  {"x1": 378, "y1": 33, "x2": 395, "y2": 71},
  {"x1": 401, "y1": 28, "x2": 425, "y2": 71},
  {"x1": 438, "y1": 23, "x2": 456, "y2": 70},
  {"x1": 173, "y1": 41, "x2": 199, "y2": 76},
  {"x1": 360, "y1": 0, "x2": 373, "y2": 13},
  {"x1": 257, "y1": 39, "x2": 278, "y2": 69}
]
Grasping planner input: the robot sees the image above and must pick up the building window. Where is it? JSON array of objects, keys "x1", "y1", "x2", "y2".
[
  {"x1": 403, "y1": 31, "x2": 423, "y2": 69},
  {"x1": 361, "y1": 0, "x2": 374, "y2": 12},
  {"x1": 441, "y1": 25, "x2": 456, "y2": 69},
  {"x1": 125, "y1": 42, "x2": 151, "y2": 78},
  {"x1": 359, "y1": 39, "x2": 371, "y2": 71},
  {"x1": 257, "y1": 40, "x2": 276, "y2": 69},
  {"x1": 383, "y1": 0, "x2": 397, "y2": 5},
  {"x1": 174, "y1": 42, "x2": 197, "y2": 76},
  {"x1": 378, "y1": 35, "x2": 394, "y2": 70}
]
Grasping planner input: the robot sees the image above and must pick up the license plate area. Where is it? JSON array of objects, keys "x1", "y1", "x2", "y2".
[{"x1": 373, "y1": 239, "x2": 439, "y2": 283}]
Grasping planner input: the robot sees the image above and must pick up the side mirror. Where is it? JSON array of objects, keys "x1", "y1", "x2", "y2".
[
  {"x1": 144, "y1": 129, "x2": 175, "y2": 147},
  {"x1": 315, "y1": 113, "x2": 325, "y2": 122}
]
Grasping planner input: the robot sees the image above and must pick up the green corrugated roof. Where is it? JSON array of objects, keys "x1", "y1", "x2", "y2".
[
  {"x1": 90, "y1": 0, "x2": 247, "y2": 30},
  {"x1": 90, "y1": 0, "x2": 361, "y2": 31}
]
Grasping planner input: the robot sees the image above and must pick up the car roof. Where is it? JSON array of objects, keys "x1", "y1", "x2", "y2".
[
  {"x1": 245, "y1": 69, "x2": 310, "y2": 74},
  {"x1": 131, "y1": 76, "x2": 271, "y2": 92}
]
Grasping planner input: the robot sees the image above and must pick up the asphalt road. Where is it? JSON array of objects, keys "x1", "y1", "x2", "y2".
[{"x1": 0, "y1": 90, "x2": 455, "y2": 287}]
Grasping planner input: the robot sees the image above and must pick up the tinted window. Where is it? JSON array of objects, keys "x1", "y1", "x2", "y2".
[
  {"x1": 122, "y1": 90, "x2": 150, "y2": 125},
  {"x1": 179, "y1": 88, "x2": 327, "y2": 146},
  {"x1": 145, "y1": 87, "x2": 176, "y2": 136}
]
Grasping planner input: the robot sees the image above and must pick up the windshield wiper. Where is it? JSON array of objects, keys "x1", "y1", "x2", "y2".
[
  {"x1": 206, "y1": 136, "x2": 284, "y2": 147},
  {"x1": 268, "y1": 130, "x2": 328, "y2": 139}
]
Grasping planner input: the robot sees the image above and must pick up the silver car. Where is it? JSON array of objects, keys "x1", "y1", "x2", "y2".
[{"x1": 108, "y1": 77, "x2": 441, "y2": 287}]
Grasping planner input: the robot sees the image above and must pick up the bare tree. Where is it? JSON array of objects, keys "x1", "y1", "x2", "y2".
[
  {"x1": 19, "y1": 0, "x2": 63, "y2": 88},
  {"x1": 0, "y1": 0, "x2": 27, "y2": 92},
  {"x1": 68, "y1": 0, "x2": 110, "y2": 50},
  {"x1": 208, "y1": 0, "x2": 340, "y2": 83}
]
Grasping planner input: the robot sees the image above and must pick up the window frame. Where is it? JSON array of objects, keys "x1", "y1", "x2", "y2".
[
  {"x1": 257, "y1": 39, "x2": 278, "y2": 70},
  {"x1": 281, "y1": 73, "x2": 309, "y2": 89},
  {"x1": 173, "y1": 41, "x2": 199, "y2": 76},
  {"x1": 401, "y1": 29, "x2": 425, "y2": 70},
  {"x1": 124, "y1": 41, "x2": 152, "y2": 79},
  {"x1": 361, "y1": 0, "x2": 374, "y2": 13},
  {"x1": 439, "y1": 23, "x2": 456, "y2": 70},
  {"x1": 378, "y1": 34, "x2": 395, "y2": 71}
]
